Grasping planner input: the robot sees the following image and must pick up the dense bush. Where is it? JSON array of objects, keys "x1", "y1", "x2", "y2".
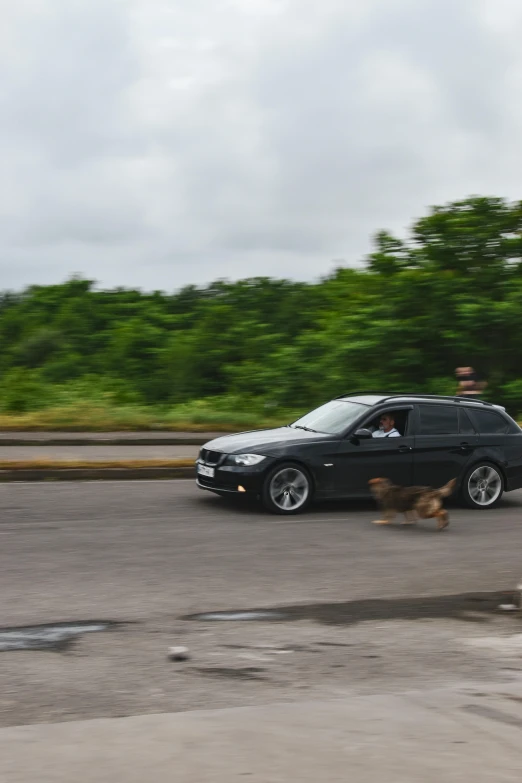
[{"x1": 1, "y1": 196, "x2": 522, "y2": 422}]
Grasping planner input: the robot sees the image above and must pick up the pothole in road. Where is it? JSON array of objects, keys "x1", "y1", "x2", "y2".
[
  {"x1": 182, "y1": 592, "x2": 513, "y2": 627},
  {"x1": 191, "y1": 666, "x2": 268, "y2": 681},
  {"x1": 0, "y1": 621, "x2": 118, "y2": 652},
  {"x1": 185, "y1": 611, "x2": 288, "y2": 622}
]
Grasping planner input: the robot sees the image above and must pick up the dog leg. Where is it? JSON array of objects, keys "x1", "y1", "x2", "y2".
[
  {"x1": 372, "y1": 510, "x2": 396, "y2": 526},
  {"x1": 402, "y1": 510, "x2": 417, "y2": 525},
  {"x1": 436, "y1": 510, "x2": 449, "y2": 531}
]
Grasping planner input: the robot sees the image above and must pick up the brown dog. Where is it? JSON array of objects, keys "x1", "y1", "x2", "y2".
[{"x1": 368, "y1": 477, "x2": 456, "y2": 530}]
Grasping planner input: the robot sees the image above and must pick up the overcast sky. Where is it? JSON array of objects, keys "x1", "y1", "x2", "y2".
[{"x1": 1, "y1": 0, "x2": 521, "y2": 292}]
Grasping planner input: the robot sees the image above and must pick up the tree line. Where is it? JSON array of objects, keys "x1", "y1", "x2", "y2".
[{"x1": 1, "y1": 195, "x2": 522, "y2": 416}]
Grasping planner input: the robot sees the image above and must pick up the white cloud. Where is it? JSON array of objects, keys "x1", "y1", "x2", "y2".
[{"x1": 0, "y1": 0, "x2": 521, "y2": 291}]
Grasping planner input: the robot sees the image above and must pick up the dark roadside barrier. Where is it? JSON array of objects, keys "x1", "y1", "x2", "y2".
[{"x1": 0, "y1": 461, "x2": 197, "y2": 482}]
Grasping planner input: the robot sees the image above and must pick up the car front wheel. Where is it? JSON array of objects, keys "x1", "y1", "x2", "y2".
[
  {"x1": 461, "y1": 462, "x2": 504, "y2": 509},
  {"x1": 262, "y1": 462, "x2": 312, "y2": 515}
]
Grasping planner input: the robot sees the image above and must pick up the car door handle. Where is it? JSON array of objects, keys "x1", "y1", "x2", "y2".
[
  {"x1": 459, "y1": 442, "x2": 472, "y2": 451},
  {"x1": 398, "y1": 445, "x2": 412, "y2": 453}
]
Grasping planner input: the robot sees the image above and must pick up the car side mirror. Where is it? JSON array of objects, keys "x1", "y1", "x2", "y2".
[{"x1": 352, "y1": 428, "x2": 373, "y2": 441}]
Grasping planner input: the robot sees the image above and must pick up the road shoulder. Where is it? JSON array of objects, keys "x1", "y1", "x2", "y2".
[{"x1": 1, "y1": 686, "x2": 522, "y2": 782}]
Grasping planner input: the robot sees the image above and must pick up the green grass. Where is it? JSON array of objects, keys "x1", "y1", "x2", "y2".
[
  {"x1": 2, "y1": 391, "x2": 516, "y2": 433},
  {"x1": 0, "y1": 398, "x2": 297, "y2": 432}
]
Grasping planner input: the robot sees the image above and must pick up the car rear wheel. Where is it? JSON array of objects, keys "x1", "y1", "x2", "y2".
[
  {"x1": 262, "y1": 462, "x2": 312, "y2": 515},
  {"x1": 461, "y1": 462, "x2": 504, "y2": 509}
]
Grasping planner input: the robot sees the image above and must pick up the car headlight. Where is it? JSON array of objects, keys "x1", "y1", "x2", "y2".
[{"x1": 227, "y1": 454, "x2": 267, "y2": 466}]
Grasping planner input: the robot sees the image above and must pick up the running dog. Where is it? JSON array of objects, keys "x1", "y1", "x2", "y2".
[{"x1": 368, "y1": 477, "x2": 456, "y2": 530}]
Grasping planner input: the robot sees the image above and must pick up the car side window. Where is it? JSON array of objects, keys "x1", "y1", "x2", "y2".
[
  {"x1": 418, "y1": 404, "x2": 459, "y2": 435},
  {"x1": 459, "y1": 408, "x2": 477, "y2": 435},
  {"x1": 467, "y1": 409, "x2": 509, "y2": 434},
  {"x1": 365, "y1": 409, "x2": 409, "y2": 436}
]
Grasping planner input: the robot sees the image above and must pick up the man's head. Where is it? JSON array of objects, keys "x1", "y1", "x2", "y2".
[
  {"x1": 379, "y1": 414, "x2": 396, "y2": 433},
  {"x1": 456, "y1": 366, "x2": 476, "y2": 380}
]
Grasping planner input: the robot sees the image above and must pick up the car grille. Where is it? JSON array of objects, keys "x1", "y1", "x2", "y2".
[
  {"x1": 199, "y1": 448, "x2": 223, "y2": 465},
  {"x1": 197, "y1": 475, "x2": 216, "y2": 487},
  {"x1": 198, "y1": 473, "x2": 237, "y2": 489}
]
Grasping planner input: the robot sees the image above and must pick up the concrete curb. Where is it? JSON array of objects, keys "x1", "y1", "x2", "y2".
[{"x1": 0, "y1": 466, "x2": 197, "y2": 482}]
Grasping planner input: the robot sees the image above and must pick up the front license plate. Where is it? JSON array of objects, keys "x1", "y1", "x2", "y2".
[{"x1": 198, "y1": 464, "x2": 215, "y2": 478}]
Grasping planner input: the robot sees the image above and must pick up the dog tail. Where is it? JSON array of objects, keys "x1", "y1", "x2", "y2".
[{"x1": 438, "y1": 478, "x2": 457, "y2": 498}]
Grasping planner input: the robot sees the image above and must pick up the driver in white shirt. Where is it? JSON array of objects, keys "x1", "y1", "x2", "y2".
[{"x1": 372, "y1": 413, "x2": 401, "y2": 438}]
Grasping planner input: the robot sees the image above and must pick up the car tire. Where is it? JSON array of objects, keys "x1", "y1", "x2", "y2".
[
  {"x1": 261, "y1": 462, "x2": 313, "y2": 515},
  {"x1": 460, "y1": 461, "x2": 504, "y2": 509}
]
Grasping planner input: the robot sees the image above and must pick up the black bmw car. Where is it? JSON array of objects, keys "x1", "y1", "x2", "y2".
[{"x1": 196, "y1": 393, "x2": 522, "y2": 514}]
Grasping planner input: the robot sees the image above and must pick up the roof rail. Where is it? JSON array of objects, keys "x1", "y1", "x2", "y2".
[
  {"x1": 335, "y1": 391, "x2": 403, "y2": 399},
  {"x1": 383, "y1": 393, "x2": 494, "y2": 407},
  {"x1": 338, "y1": 391, "x2": 494, "y2": 407}
]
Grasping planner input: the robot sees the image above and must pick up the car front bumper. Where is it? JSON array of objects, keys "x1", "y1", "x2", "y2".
[{"x1": 195, "y1": 458, "x2": 272, "y2": 496}]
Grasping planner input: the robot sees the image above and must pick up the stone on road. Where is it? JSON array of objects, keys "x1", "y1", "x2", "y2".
[{"x1": 167, "y1": 645, "x2": 190, "y2": 661}]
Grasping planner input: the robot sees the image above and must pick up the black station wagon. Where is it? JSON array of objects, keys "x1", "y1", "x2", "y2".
[{"x1": 196, "y1": 393, "x2": 522, "y2": 514}]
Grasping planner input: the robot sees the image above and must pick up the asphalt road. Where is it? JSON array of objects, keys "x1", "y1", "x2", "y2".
[
  {"x1": 0, "y1": 444, "x2": 199, "y2": 460},
  {"x1": 2, "y1": 480, "x2": 522, "y2": 729}
]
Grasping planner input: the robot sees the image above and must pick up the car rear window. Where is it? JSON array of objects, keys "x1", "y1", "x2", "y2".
[
  {"x1": 467, "y1": 409, "x2": 509, "y2": 434},
  {"x1": 418, "y1": 404, "x2": 459, "y2": 435}
]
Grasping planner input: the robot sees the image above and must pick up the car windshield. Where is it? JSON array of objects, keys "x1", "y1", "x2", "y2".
[{"x1": 290, "y1": 400, "x2": 367, "y2": 435}]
